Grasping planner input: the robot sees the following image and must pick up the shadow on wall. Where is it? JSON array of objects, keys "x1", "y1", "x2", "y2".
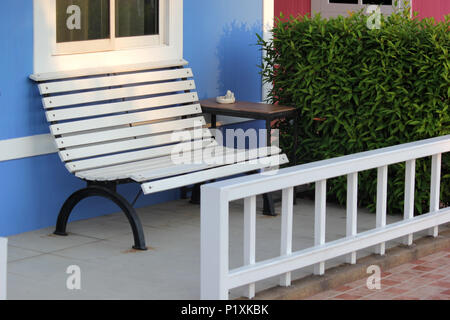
[{"x1": 216, "y1": 21, "x2": 262, "y2": 102}]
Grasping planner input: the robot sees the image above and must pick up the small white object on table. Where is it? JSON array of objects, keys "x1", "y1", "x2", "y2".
[{"x1": 216, "y1": 90, "x2": 236, "y2": 104}]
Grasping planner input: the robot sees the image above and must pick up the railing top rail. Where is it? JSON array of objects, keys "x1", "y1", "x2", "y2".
[{"x1": 203, "y1": 135, "x2": 450, "y2": 201}]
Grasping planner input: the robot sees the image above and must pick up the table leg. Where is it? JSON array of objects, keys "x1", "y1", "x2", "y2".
[
  {"x1": 211, "y1": 114, "x2": 217, "y2": 129},
  {"x1": 266, "y1": 119, "x2": 271, "y2": 149},
  {"x1": 293, "y1": 112, "x2": 299, "y2": 205},
  {"x1": 181, "y1": 187, "x2": 189, "y2": 199},
  {"x1": 263, "y1": 118, "x2": 276, "y2": 216},
  {"x1": 293, "y1": 112, "x2": 298, "y2": 167},
  {"x1": 190, "y1": 183, "x2": 202, "y2": 204},
  {"x1": 263, "y1": 194, "x2": 276, "y2": 216}
]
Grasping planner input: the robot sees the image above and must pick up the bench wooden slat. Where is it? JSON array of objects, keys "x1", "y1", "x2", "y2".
[
  {"x1": 50, "y1": 104, "x2": 202, "y2": 135},
  {"x1": 77, "y1": 146, "x2": 280, "y2": 182},
  {"x1": 43, "y1": 80, "x2": 196, "y2": 108},
  {"x1": 141, "y1": 154, "x2": 289, "y2": 195},
  {"x1": 131, "y1": 146, "x2": 282, "y2": 182},
  {"x1": 69, "y1": 138, "x2": 215, "y2": 173},
  {"x1": 39, "y1": 68, "x2": 194, "y2": 94},
  {"x1": 56, "y1": 116, "x2": 206, "y2": 148},
  {"x1": 47, "y1": 92, "x2": 198, "y2": 121},
  {"x1": 75, "y1": 143, "x2": 222, "y2": 180},
  {"x1": 86, "y1": 161, "x2": 210, "y2": 182},
  {"x1": 62, "y1": 128, "x2": 211, "y2": 161},
  {"x1": 30, "y1": 58, "x2": 188, "y2": 82}
]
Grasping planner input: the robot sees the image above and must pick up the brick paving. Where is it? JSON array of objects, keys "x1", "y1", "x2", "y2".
[{"x1": 305, "y1": 248, "x2": 450, "y2": 300}]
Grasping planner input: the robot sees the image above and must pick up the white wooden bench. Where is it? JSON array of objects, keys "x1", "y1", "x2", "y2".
[{"x1": 30, "y1": 59, "x2": 288, "y2": 250}]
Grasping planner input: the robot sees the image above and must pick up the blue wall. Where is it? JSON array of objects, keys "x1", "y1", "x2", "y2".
[
  {"x1": 184, "y1": 0, "x2": 263, "y2": 101},
  {"x1": 0, "y1": 0, "x2": 263, "y2": 236}
]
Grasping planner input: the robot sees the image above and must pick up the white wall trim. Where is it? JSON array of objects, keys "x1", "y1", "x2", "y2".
[
  {"x1": 0, "y1": 134, "x2": 57, "y2": 162},
  {"x1": 262, "y1": 0, "x2": 274, "y2": 102}
]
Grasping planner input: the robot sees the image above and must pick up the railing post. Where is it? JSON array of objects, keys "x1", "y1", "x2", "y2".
[
  {"x1": 314, "y1": 180, "x2": 327, "y2": 275},
  {"x1": 244, "y1": 196, "x2": 256, "y2": 298},
  {"x1": 280, "y1": 187, "x2": 294, "y2": 286},
  {"x1": 403, "y1": 160, "x2": 416, "y2": 246},
  {"x1": 375, "y1": 166, "x2": 388, "y2": 255},
  {"x1": 201, "y1": 185, "x2": 229, "y2": 300},
  {"x1": 428, "y1": 154, "x2": 441, "y2": 237},
  {"x1": 346, "y1": 173, "x2": 358, "y2": 264},
  {"x1": 0, "y1": 237, "x2": 7, "y2": 300}
]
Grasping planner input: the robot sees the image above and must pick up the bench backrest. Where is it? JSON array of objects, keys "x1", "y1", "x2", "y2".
[{"x1": 32, "y1": 60, "x2": 212, "y2": 175}]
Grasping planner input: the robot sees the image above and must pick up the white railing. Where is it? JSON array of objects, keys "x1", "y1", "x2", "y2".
[
  {"x1": 201, "y1": 135, "x2": 450, "y2": 300},
  {"x1": 0, "y1": 237, "x2": 7, "y2": 300}
]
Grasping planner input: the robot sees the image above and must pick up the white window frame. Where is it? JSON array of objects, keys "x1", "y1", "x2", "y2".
[
  {"x1": 55, "y1": 0, "x2": 166, "y2": 55},
  {"x1": 312, "y1": 0, "x2": 411, "y2": 18},
  {"x1": 33, "y1": 0, "x2": 183, "y2": 74}
]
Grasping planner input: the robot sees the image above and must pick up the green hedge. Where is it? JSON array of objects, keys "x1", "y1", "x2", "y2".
[{"x1": 258, "y1": 7, "x2": 449, "y2": 214}]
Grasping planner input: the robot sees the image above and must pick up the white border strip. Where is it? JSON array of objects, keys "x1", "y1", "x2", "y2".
[
  {"x1": 0, "y1": 134, "x2": 57, "y2": 162},
  {"x1": 0, "y1": 237, "x2": 7, "y2": 300}
]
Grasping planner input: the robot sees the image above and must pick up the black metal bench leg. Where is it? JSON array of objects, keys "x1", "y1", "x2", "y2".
[
  {"x1": 54, "y1": 185, "x2": 147, "y2": 251},
  {"x1": 262, "y1": 193, "x2": 276, "y2": 216}
]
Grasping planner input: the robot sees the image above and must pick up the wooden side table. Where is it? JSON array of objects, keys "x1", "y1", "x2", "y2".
[{"x1": 199, "y1": 99, "x2": 299, "y2": 216}]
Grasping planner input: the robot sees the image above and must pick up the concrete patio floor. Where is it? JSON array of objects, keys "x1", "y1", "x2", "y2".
[{"x1": 6, "y1": 194, "x2": 438, "y2": 300}]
